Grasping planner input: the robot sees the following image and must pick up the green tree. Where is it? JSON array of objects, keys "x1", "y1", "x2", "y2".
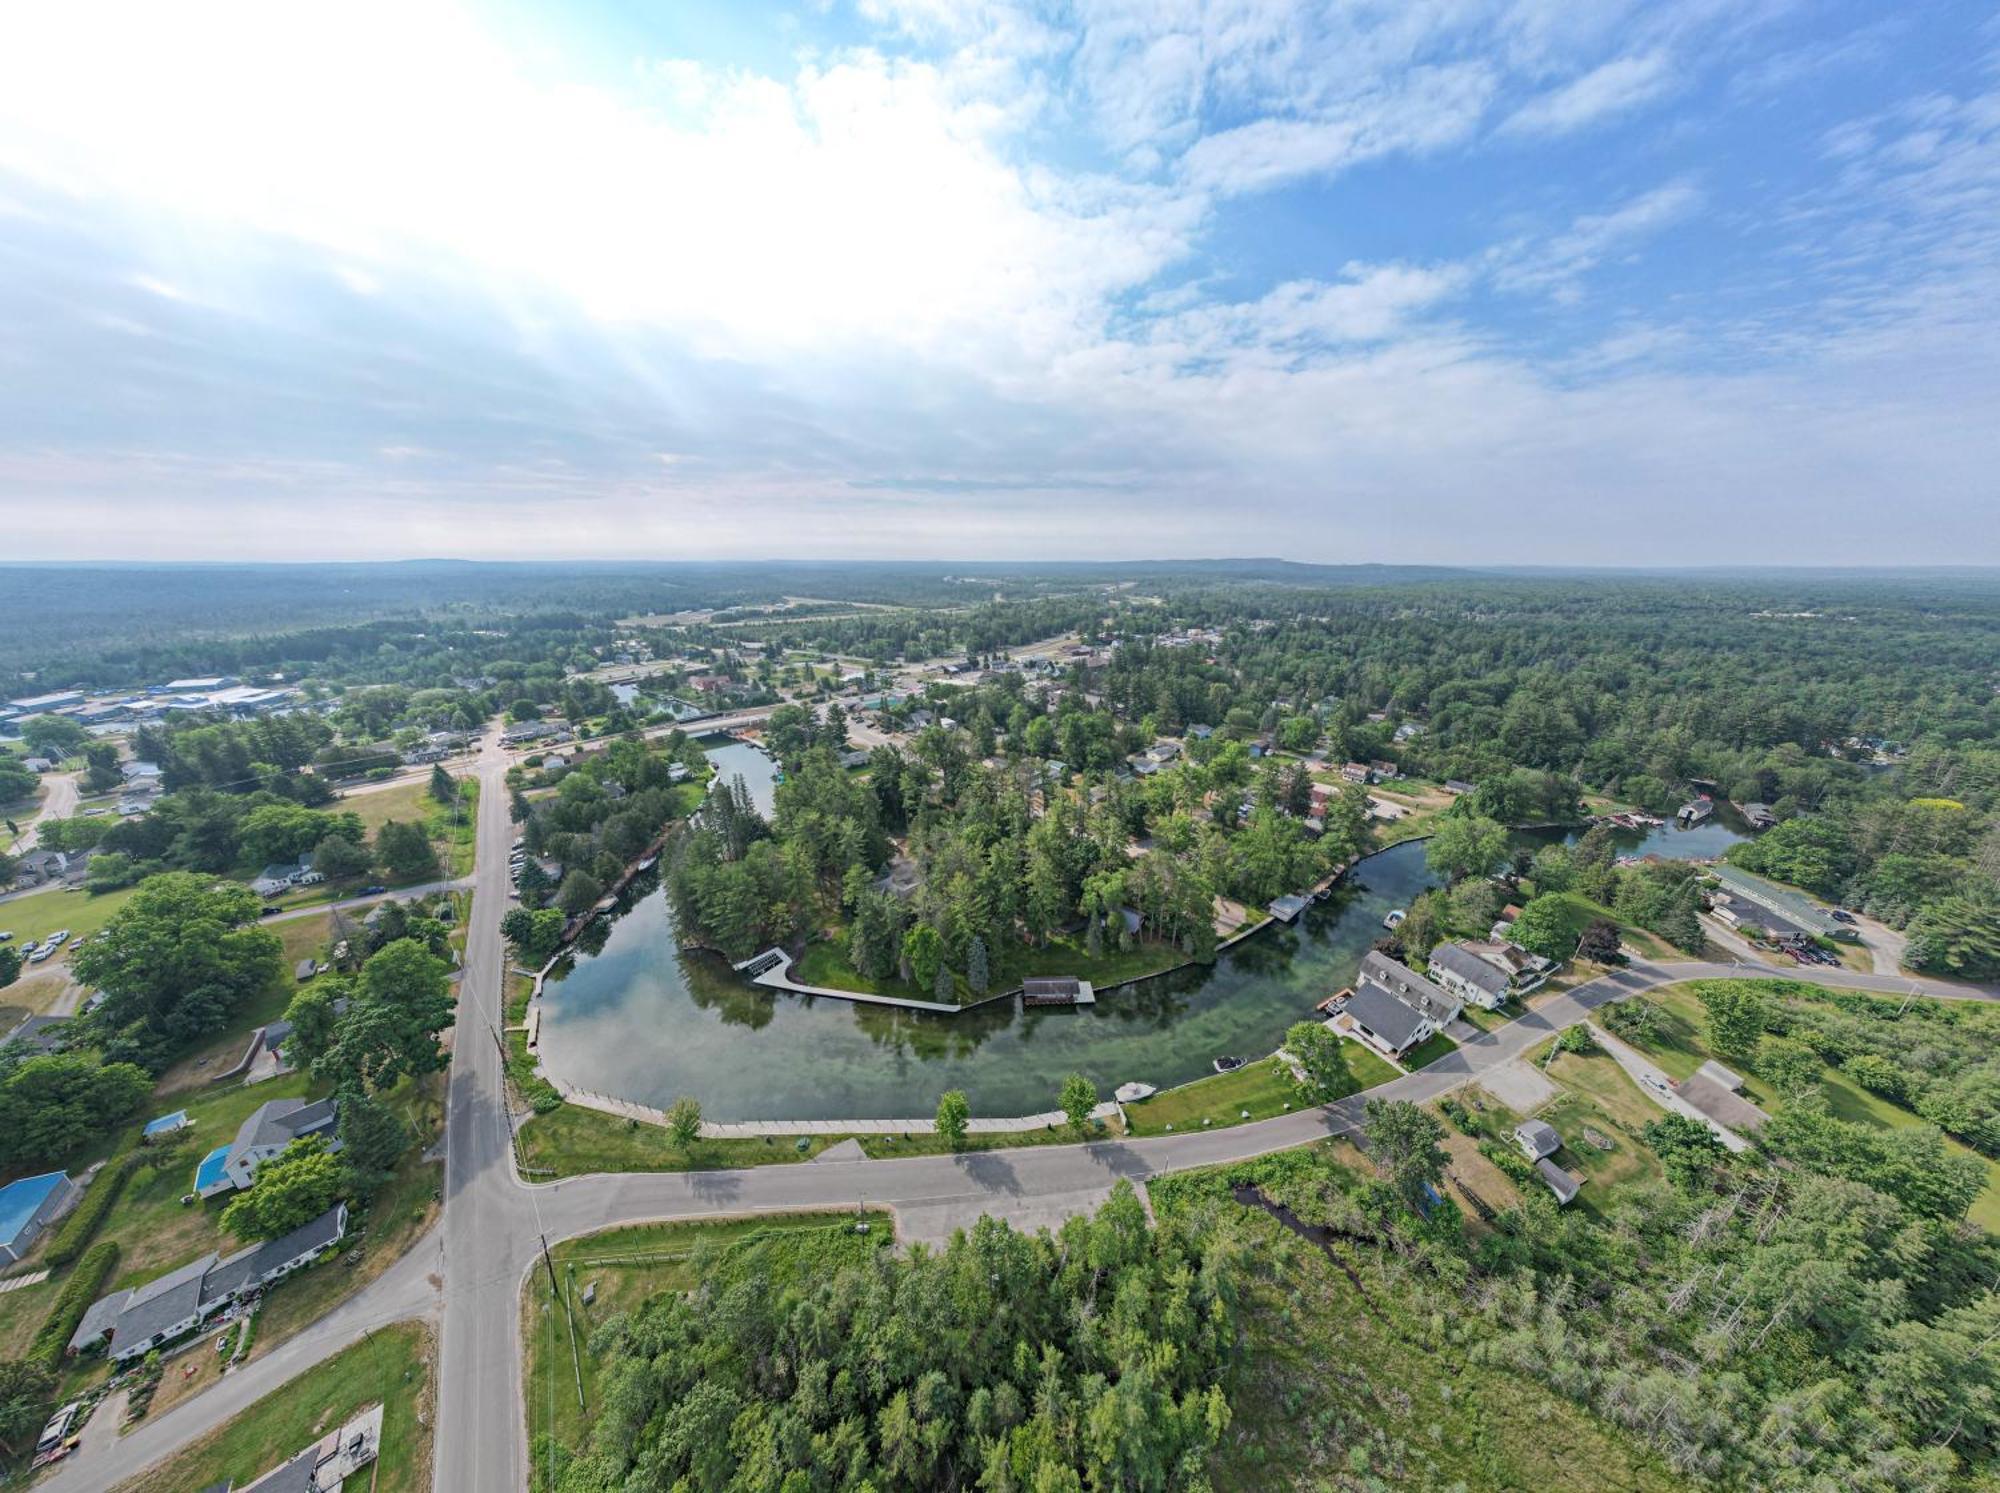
[
  {"x1": 1362, "y1": 1097, "x2": 1447, "y2": 1212},
  {"x1": 1507, "y1": 895, "x2": 1580, "y2": 961},
  {"x1": 71, "y1": 872, "x2": 283, "y2": 1053},
  {"x1": 21, "y1": 716, "x2": 87, "y2": 759},
  {"x1": 1699, "y1": 984, "x2": 1767, "y2": 1060},
  {"x1": 220, "y1": 1136, "x2": 348, "y2": 1241},
  {"x1": 1643, "y1": 1113, "x2": 1729, "y2": 1190},
  {"x1": 314, "y1": 940, "x2": 453, "y2": 1094},
  {"x1": 0, "y1": 945, "x2": 18, "y2": 990},
  {"x1": 1576, "y1": 917, "x2": 1625, "y2": 965},
  {"x1": 556, "y1": 870, "x2": 604, "y2": 917},
  {"x1": 278, "y1": 983, "x2": 345, "y2": 1072},
  {"x1": 1426, "y1": 815, "x2": 1508, "y2": 883},
  {"x1": 1286, "y1": 1021, "x2": 1355, "y2": 1101},
  {"x1": 1059, "y1": 1072, "x2": 1096, "y2": 1133},
  {"x1": 965, "y1": 935, "x2": 990, "y2": 996},
  {"x1": 310, "y1": 832, "x2": 372, "y2": 880},
  {"x1": 501, "y1": 906, "x2": 567, "y2": 966},
  {"x1": 374, "y1": 820, "x2": 439, "y2": 880},
  {"x1": 429, "y1": 762, "x2": 457, "y2": 804},
  {"x1": 0, "y1": 1055, "x2": 151, "y2": 1170},
  {"x1": 337, "y1": 1091, "x2": 412, "y2": 1186},
  {"x1": 82, "y1": 741, "x2": 122, "y2": 794},
  {"x1": 667, "y1": 1095, "x2": 702, "y2": 1150},
  {"x1": 0, "y1": 1358, "x2": 55, "y2": 1458},
  {"x1": 935, "y1": 1090, "x2": 971, "y2": 1149},
  {"x1": 901, "y1": 923, "x2": 943, "y2": 989},
  {"x1": 1904, "y1": 895, "x2": 2000, "y2": 981}
]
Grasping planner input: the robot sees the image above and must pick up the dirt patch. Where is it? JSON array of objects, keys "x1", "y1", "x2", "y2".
[{"x1": 1480, "y1": 1058, "x2": 1560, "y2": 1114}]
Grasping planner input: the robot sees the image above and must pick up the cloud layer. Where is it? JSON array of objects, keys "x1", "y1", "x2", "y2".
[{"x1": 0, "y1": 0, "x2": 1995, "y2": 562}]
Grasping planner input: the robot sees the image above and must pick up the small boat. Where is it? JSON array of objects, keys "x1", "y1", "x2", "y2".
[
  {"x1": 1383, "y1": 909, "x2": 1406, "y2": 930},
  {"x1": 1114, "y1": 1081, "x2": 1156, "y2": 1104},
  {"x1": 1213, "y1": 1055, "x2": 1246, "y2": 1074}
]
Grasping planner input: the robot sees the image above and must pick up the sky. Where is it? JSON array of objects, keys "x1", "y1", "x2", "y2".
[{"x1": 0, "y1": 0, "x2": 1996, "y2": 564}]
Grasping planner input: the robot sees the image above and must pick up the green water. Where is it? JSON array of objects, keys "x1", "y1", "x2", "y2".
[{"x1": 537, "y1": 745, "x2": 1745, "y2": 1121}]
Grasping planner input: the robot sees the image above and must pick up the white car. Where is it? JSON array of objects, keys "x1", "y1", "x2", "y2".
[
  {"x1": 27, "y1": 945, "x2": 53, "y2": 963},
  {"x1": 49, "y1": 930, "x2": 70, "y2": 945}
]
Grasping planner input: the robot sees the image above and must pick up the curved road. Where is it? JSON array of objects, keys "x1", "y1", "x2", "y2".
[{"x1": 58, "y1": 728, "x2": 1997, "y2": 1491}]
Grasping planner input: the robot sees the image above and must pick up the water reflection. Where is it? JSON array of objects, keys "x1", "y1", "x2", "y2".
[{"x1": 537, "y1": 746, "x2": 1744, "y2": 1121}]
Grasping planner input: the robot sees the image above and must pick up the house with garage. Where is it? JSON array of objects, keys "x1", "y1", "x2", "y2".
[{"x1": 1427, "y1": 942, "x2": 1516, "y2": 1010}]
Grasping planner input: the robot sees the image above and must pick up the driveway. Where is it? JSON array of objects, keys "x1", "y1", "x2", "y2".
[
  {"x1": 1587, "y1": 1022, "x2": 1753, "y2": 1153},
  {"x1": 11, "y1": 770, "x2": 79, "y2": 855}
]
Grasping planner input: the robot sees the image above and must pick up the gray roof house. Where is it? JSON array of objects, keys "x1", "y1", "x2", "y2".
[
  {"x1": 71, "y1": 1204, "x2": 347, "y2": 1363},
  {"x1": 1331, "y1": 952, "x2": 1465, "y2": 1061},
  {"x1": 1428, "y1": 942, "x2": 1514, "y2": 1010},
  {"x1": 0, "y1": 1172, "x2": 78, "y2": 1264},
  {"x1": 1357, "y1": 952, "x2": 1462, "y2": 1027},
  {"x1": 1337, "y1": 982, "x2": 1431, "y2": 1058},
  {"x1": 220, "y1": 1098, "x2": 339, "y2": 1194},
  {"x1": 1514, "y1": 1120, "x2": 1562, "y2": 1161}
]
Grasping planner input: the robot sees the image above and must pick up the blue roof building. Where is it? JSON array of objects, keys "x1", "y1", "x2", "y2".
[{"x1": 0, "y1": 1171, "x2": 77, "y2": 1264}]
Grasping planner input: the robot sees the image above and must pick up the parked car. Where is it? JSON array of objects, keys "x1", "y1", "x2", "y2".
[
  {"x1": 1830, "y1": 909, "x2": 1856, "y2": 924},
  {"x1": 360, "y1": 885, "x2": 387, "y2": 895}
]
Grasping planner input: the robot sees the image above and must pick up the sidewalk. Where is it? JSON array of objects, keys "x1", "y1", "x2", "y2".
[{"x1": 548, "y1": 1075, "x2": 1118, "y2": 1137}]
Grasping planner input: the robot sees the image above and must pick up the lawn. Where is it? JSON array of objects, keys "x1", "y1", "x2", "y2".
[
  {"x1": 1403, "y1": 1030, "x2": 1459, "y2": 1069},
  {"x1": 513, "y1": 1103, "x2": 854, "y2": 1178},
  {"x1": 796, "y1": 928, "x2": 1188, "y2": 1005},
  {"x1": 525, "y1": 1213, "x2": 889, "y2": 1479},
  {"x1": 0, "y1": 883, "x2": 140, "y2": 951},
  {"x1": 1124, "y1": 1058, "x2": 1303, "y2": 1137},
  {"x1": 857, "y1": 1115, "x2": 1121, "y2": 1157},
  {"x1": 116, "y1": 1320, "x2": 434, "y2": 1493},
  {"x1": 1527, "y1": 1048, "x2": 1667, "y2": 1217}
]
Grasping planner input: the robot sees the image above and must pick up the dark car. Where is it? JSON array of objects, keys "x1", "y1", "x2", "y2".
[
  {"x1": 1830, "y1": 909, "x2": 1856, "y2": 924},
  {"x1": 259, "y1": 905, "x2": 282, "y2": 917},
  {"x1": 360, "y1": 884, "x2": 387, "y2": 895}
]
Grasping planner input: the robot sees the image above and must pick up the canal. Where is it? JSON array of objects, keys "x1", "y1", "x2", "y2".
[{"x1": 536, "y1": 746, "x2": 1745, "y2": 1121}]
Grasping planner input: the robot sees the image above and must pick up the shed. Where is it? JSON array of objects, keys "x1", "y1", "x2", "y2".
[
  {"x1": 0, "y1": 1172, "x2": 77, "y2": 1263},
  {"x1": 143, "y1": 1111, "x2": 191, "y2": 1142},
  {"x1": 1536, "y1": 1158, "x2": 1581, "y2": 1206}
]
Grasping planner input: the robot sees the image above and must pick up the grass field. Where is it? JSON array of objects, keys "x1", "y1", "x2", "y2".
[
  {"x1": 116, "y1": 1321, "x2": 434, "y2": 1493},
  {"x1": 857, "y1": 1115, "x2": 1120, "y2": 1156},
  {"x1": 1125, "y1": 1043, "x2": 1399, "y2": 1137},
  {"x1": 513, "y1": 1103, "x2": 853, "y2": 1177},
  {"x1": 1403, "y1": 1029, "x2": 1459, "y2": 1069},
  {"x1": 795, "y1": 927, "x2": 1187, "y2": 1005},
  {"x1": 1536, "y1": 1047, "x2": 1669, "y2": 1215},
  {"x1": 0, "y1": 883, "x2": 139, "y2": 952},
  {"x1": 524, "y1": 1213, "x2": 889, "y2": 1479}
]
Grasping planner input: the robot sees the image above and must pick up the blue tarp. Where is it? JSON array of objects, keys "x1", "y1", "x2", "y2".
[
  {"x1": 0, "y1": 1172, "x2": 67, "y2": 1247},
  {"x1": 195, "y1": 1145, "x2": 232, "y2": 1193},
  {"x1": 143, "y1": 1110, "x2": 189, "y2": 1137}
]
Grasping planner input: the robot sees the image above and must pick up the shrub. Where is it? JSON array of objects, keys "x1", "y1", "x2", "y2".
[
  {"x1": 45, "y1": 1152, "x2": 143, "y2": 1267},
  {"x1": 33, "y1": 1239, "x2": 120, "y2": 1367}
]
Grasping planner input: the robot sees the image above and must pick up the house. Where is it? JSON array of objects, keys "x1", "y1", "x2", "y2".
[
  {"x1": 252, "y1": 862, "x2": 306, "y2": 897},
  {"x1": 1267, "y1": 893, "x2": 1310, "y2": 922},
  {"x1": 1332, "y1": 952, "x2": 1463, "y2": 1060},
  {"x1": 1514, "y1": 1119, "x2": 1562, "y2": 1161},
  {"x1": 1536, "y1": 1158, "x2": 1581, "y2": 1206},
  {"x1": 209, "y1": 1098, "x2": 341, "y2": 1194},
  {"x1": 1340, "y1": 762, "x2": 1370, "y2": 784},
  {"x1": 1428, "y1": 942, "x2": 1515, "y2": 1010},
  {"x1": 1368, "y1": 760, "x2": 1399, "y2": 781},
  {"x1": 688, "y1": 674, "x2": 731, "y2": 694},
  {"x1": 1188, "y1": 724, "x2": 1214, "y2": 740},
  {"x1": 1674, "y1": 1060, "x2": 1769, "y2": 1135},
  {"x1": 142, "y1": 1111, "x2": 191, "y2": 1142},
  {"x1": 70, "y1": 1204, "x2": 347, "y2": 1363},
  {"x1": 871, "y1": 855, "x2": 924, "y2": 902},
  {"x1": 1444, "y1": 779, "x2": 1476, "y2": 796},
  {"x1": 1393, "y1": 722, "x2": 1423, "y2": 742},
  {"x1": 21, "y1": 757, "x2": 56, "y2": 773},
  {"x1": 238, "y1": 1401, "x2": 381, "y2": 1493},
  {"x1": 1707, "y1": 864, "x2": 1848, "y2": 939},
  {"x1": 0, "y1": 1172, "x2": 79, "y2": 1264},
  {"x1": 11, "y1": 849, "x2": 86, "y2": 888}
]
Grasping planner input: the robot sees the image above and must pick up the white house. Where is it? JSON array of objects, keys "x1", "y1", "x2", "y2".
[
  {"x1": 219, "y1": 1098, "x2": 340, "y2": 1193},
  {"x1": 1332, "y1": 953, "x2": 1464, "y2": 1061},
  {"x1": 1427, "y1": 942, "x2": 1514, "y2": 1010}
]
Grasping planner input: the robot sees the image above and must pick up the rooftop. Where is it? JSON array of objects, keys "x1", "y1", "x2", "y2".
[{"x1": 0, "y1": 1172, "x2": 69, "y2": 1244}]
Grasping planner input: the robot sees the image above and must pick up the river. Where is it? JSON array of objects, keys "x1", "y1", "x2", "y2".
[{"x1": 536, "y1": 748, "x2": 1744, "y2": 1121}]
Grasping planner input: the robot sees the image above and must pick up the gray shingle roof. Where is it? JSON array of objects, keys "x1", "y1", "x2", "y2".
[
  {"x1": 202, "y1": 1205, "x2": 347, "y2": 1307},
  {"x1": 231, "y1": 1098, "x2": 337, "y2": 1161},
  {"x1": 110, "y1": 1252, "x2": 218, "y2": 1348},
  {"x1": 1515, "y1": 1120, "x2": 1562, "y2": 1158},
  {"x1": 1357, "y1": 951, "x2": 1460, "y2": 1024},
  {"x1": 1342, "y1": 980, "x2": 1429, "y2": 1053},
  {"x1": 1429, "y1": 942, "x2": 1511, "y2": 996}
]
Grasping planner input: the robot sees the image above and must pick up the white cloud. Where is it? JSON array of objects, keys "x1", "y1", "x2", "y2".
[
  {"x1": 1493, "y1": 179, "x2": 1704, "y2": 296},
  {"x1": 1502, "y1": 53, "x2": 1676, "y2": 137}
]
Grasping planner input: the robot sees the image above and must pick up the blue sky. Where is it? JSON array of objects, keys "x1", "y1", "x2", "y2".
[{"x1": 0, "y1": 0, "x2": 1995, "y2": 562}]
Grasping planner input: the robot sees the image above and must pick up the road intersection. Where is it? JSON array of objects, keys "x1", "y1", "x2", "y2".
[{"x1": 50, "y1": 726, "x2": 1997, "y2": 1491}]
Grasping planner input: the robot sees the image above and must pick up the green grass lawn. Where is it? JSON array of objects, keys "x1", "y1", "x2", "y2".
[
  {"x1": 1527, "y1": 1049, "x2": 1667, "y2": 1218},
  {"x1": 857, "y1": 1116, "x2": 1120, "y2": 1157},
  {"x1": 1403, "y1": 1030, "x2": 1459, "y2": 1069},
  {"x1": 796, "y1": 928, "x2": 1188, "y2": 1005},
  {"x1": 0, "y1": 883, "x2": 139, "y2": 950},
  {"x1": 116, "y1": 1321, "x2": 433, "y2": 1493},
  {"x1": 1456, "y1": 1003, "x2": 1512, "y2": 1033},
  {"x1": 1123, "y1": 1058, "x2": 1303, "y2": 1136},
  {"x1": 525, "y1": 1214, "x2": 889, "y2": 1477},
  {"x1": 513, "y1": 1103, "x2": 853, "y2": 1178}
]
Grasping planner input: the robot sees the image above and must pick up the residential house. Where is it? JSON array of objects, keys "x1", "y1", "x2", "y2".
[
  {"x1": 1188, "y1": 724, "x2": 1214, "y2": 740},
  {"x1": 1674, "y1": 1060, "x2": 1768, "y2": 1136},
  {"x1": 1340, "y1": 762, "x2": 1370, "y2": 784},
  {"x1": 0, "y1": 1172, "x2": 79, "y2": 1264},
  {"x1": 1368, "y1": 760, "x2": 1399, "y2": 781},
  {"x1": 11, "y1": 849, "x2": 88, "y2": 888},
  {"x1": 1428, "y1": 941, "x2": 1515, "y2": 1011},
  {"x1": 251, "y1": 857, "x2": 321, "y2": 897},
  {"x1": 1514, "y1": 1120, "x2": 1561, "y2": 1161},
  {"x1": 1332, "y1": 953, "x2": 1464, "y2": 1061},
  {"x1": 209, "y1": 1098, "x2": 341, "y2": 1195},
  {"x1": 69, "y1": 1205, "x2": 347, "y2": 1363}
]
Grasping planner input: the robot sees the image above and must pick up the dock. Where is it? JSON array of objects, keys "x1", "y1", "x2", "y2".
[{"x1": 1021, "y1": 976, "x2": 1096, "y2": 1007}]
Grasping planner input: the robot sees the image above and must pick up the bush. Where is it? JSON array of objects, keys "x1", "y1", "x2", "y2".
[
  {"x1": 33, "y1": 1240, "x2": 120, "y2": 1367},
  {"x1": 45, "y1": 1152, "x2": 142, "y2": 1267}
]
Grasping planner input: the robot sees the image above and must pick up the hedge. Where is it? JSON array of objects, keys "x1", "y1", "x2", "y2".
[
  {"x1": 45, "y1": 1152, "x2": 143, "y2": 1268},
  {"x1": 33, "y1": 1239, "x2": 120, "y2": 1367}
]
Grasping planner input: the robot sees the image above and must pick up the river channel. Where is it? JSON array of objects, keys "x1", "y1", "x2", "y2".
[{"x1": 536, "y1": 743, "x2": 1745, "y2": 1120}]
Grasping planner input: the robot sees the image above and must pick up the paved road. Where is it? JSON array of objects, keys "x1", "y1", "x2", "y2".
[
  {"x1": 13, "y1": 770, "x2": 79, "y2": 855},
  {"x1": 82, "y1": 744, "x2": 2000, "y2": 1491}
]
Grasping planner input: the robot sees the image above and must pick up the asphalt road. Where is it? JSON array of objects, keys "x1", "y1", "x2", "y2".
[{"x1": 69, "y1": 726, "x2": 2000, "y2": 1489}]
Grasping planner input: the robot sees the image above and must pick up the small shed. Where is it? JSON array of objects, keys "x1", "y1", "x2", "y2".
[
  {"x1": 295, "y1": 958, "x2": 318, "y2": 982},
  {"x1": 1536, "y1": 1158, "x2": 1581, "y2": 1206}
]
